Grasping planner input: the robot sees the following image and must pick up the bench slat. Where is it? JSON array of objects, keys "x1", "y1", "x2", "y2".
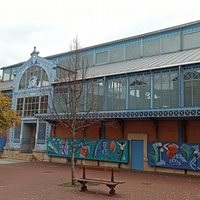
[
  {"x1": 74, "y1": 178, "x2": 124, "y2": 185},
  {"x1": 75, "y1": 178, "x2": 125, "y2": 184},
  {"x1": 79, "y1": 165, "x2": 121, "y2": 172},
  {"x1": 76, "y1": 177, "x2": 125, "y2": 184}
]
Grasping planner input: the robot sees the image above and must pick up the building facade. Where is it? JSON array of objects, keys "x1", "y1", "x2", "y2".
[{"x1": 1, "y1": 21, "x2": 200, "y2": 175}]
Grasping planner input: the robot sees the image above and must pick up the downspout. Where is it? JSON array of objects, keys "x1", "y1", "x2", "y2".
[
  {"x1": 179, "y1": 65, "x2": 184, "y2": 107},
  {"x1": 178, "y1": 120, "x2": 187, "y2": 142},
  {"x1": 100, "y1": 120, "x2": 106, "y2": 139},
  {"x1": 103, "y1": 77, "x2": 107, "y2": 111},
  {"x1": 118, "y1": 119, "x2": 125, "y2": 139},
  {"x1": 151, "y1": 118, "x2": 158, "y2": 141}
]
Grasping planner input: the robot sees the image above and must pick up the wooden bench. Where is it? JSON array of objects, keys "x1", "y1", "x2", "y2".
[{"x1": 74, "y1": 165, "x2": 125, "y2": 195}]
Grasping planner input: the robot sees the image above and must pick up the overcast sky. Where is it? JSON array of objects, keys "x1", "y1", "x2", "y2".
[{"x1": 0, "y1": 0, "x2": 200, "y2": 69}]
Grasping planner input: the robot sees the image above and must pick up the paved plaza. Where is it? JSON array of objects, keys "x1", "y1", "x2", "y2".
[{"x1": 0, "y1": 158, "x2": 200, "y2": 200}]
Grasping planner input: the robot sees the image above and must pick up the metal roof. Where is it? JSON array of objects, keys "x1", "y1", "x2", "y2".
[
  {"x1": 1, "y1": 47, "x2": 200, "y2": 91},
  {"x1": 86, "y1": 47, "x2": 200, "y2": 79}
]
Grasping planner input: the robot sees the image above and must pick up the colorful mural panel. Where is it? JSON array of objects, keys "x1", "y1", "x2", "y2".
[
  {"x1": 148, "y1": 142, "x2": 200, "y2": 170},
  {"x1": 47, "y1": 137, "x2": 129, "y2": 163}
]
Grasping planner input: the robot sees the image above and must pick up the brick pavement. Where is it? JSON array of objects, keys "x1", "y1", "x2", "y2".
[{"x1": 0, "y1": 159, "x2": 200, "y2": 200}]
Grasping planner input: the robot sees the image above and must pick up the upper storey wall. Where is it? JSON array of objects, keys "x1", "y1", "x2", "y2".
[{"x1": 56, "y1": 21, "x2": 200, "y2": 67}]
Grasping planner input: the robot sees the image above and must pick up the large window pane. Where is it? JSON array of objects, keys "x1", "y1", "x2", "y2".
[
  {"x1": 154, "y1": 71, "x2": 179, "y2": 108},
  {"x1": 18, "y1": 95, "x2": 48, "y2": 117},
  {"x1": 129, "y1": 74, "x2": 150, "y2": 109},
  {"x1": 107, "y1": 76, "x2": 126, "y2": 111},
  {"x1": 184, "y1": 69, "x2": 200, "y2": 107},
  {"x1": 86, "y1": 79, "x2": 104, "y2": 111},
  {"x1": 40, "y1": 96, "x2": 48, "y2": 113}
]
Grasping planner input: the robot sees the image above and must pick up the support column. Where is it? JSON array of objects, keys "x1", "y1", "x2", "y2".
[{"x1": 178, "y1": 120, "x2": 187, "y2": 142}]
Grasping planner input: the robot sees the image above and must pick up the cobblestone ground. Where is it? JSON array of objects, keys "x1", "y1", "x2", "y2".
[{"x1": 0, "y1": 159, "x2": 200, "y2": 200}]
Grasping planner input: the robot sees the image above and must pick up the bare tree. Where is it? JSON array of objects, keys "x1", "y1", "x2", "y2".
[{"x1": 49, "y1": 37, "x2": 102, "y2": 185}]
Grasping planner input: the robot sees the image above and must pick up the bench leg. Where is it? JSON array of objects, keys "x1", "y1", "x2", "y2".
[
  {"x1": 80, "y1": 182, "x2": 88, "y2": 192},
  {"x1": 107, "y1": 185, "x2": 116, "y2": 195}
]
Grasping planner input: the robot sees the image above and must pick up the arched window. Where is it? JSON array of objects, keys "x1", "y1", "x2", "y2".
[
  {"x1": 16, "y1": 65, "x2": 49, "y2": 117},
  {"x1": 19, "y1": 66, "x2": 49, "y2": 90}
]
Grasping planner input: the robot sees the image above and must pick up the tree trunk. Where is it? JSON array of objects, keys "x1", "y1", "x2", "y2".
[{"x1": 71, "y1": 131, "x2": 75, "y2": 185}]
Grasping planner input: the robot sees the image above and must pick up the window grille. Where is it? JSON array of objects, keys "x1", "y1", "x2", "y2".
[
  {"x1": 86, "y1": 79, "x2": 104, "y2": 111},
  {"x1": 184, "y1": 69, "x2": 200, "y2": 107},
  {"x1": 19, "y1": 66, "x2": 49, "y2": 89},
  {"x1": 129, "y1": 75, "x2": 150, "y2": 109},
  {"x1": 107, "y1": 76, "x2": 126, "y2": 110},
  {"x1": 154, "y1": 72, "x2": 179, "y2": 108},
  {"x1": 17, "y1": 95, "x2": 48, "y2": 117},
  {"x1": 14, "y1": 124, "x2": 21, "y2": 143},
  {"x1": 37, "y1": 123, "x2": 46, "y2": 144}
]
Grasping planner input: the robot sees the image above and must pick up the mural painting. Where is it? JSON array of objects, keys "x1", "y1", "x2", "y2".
[
  {"x1": 148, "y1": 142, "x2": 200, "y2": 170},
  {"x1": 47, "y1": 137, "x2": 129, "y2": 163}
]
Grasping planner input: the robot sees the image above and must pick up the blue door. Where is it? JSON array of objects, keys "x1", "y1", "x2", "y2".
[{"x1": 131, "y1": 140, "x2": 144, "y2": 170}]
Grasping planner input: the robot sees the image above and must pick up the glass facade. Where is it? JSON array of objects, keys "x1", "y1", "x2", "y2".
[
  {"x1": 51, "y1": 67, "x2": 200, "y2": 113},
  {"x1": 53, "y1": 79, "x2": 104, "y2": 113},
  {"x1": 53, "y1": 85, "x2": 68, "y2": 113},
  {"x1": 107, "y1": 76, "x2": 126, "y2": 110},
  {"x1": 17, "y1": 96, "x2": 48, "y2": 117},
  {"x1": 154, "y1": 70, "x2": 179, "y2": 108},
  {"x1": 184, "y1": 67, "x2": 200, "y2": 107},
  {"x1": 86, "y1": 79, "x2": 104, "y2": 111},
  {"x1": 129, "y1": 74, "x2": 150, "y2": 110},
  {"x1": 15, "y1": 65, "x2": 49, "y2": 118},
  {"x1": 19, "y1": 66, "x2": 49, "y2": 89}
]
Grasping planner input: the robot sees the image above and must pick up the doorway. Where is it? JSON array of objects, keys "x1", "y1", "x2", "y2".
[
  {"x1": 20, "y1": 123, "x2": 36, "y2": 153},
  {"x1": 128, "y1": 133, "x2": 147, "y2": 171}
]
